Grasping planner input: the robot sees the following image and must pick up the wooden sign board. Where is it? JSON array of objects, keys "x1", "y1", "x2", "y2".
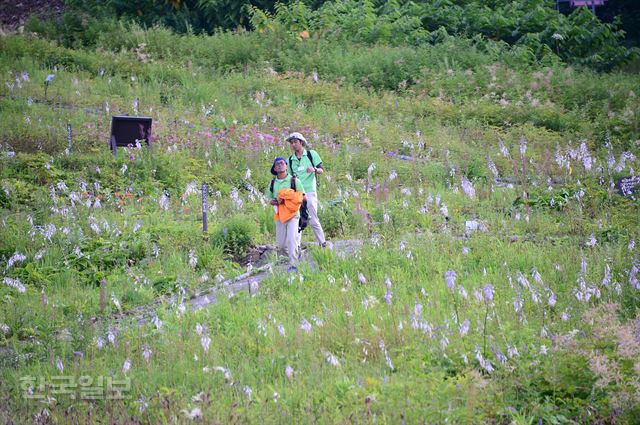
[
  {"x1": 110, "y1": 115, "x2": 152, "y2": 154},
  {"x1": 616, "y1": 175, "x2": 640, "y2": 199}
]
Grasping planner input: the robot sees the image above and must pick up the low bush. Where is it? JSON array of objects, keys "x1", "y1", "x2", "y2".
[{"x1": 211, "y1": 215, "x2": 258, "y2": 260}]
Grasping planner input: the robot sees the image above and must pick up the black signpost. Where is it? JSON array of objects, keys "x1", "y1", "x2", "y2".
[{"x1": 109, "y1": 115, "x2": 152, "y2": 156}]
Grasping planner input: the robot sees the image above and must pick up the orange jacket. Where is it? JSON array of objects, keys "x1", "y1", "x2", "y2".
[{"x1": 274, "y1": 188, "x2": 303, "y2": 223}]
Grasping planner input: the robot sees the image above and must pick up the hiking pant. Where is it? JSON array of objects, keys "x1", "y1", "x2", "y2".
[
  {"x1": 305, "y1": 191, "x2": 326, "y2": 245},
  {"x1": 276, "y1": 216, "x2": 300, "y2": 266}
]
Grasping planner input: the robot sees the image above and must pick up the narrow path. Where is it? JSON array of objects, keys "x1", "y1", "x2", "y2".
[{"x1": 111, "y1": 239, "x2": 364, "y2": 327}]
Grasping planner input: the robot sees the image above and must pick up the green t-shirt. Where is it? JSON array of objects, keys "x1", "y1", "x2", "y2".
[
  {"x1": 267, "y1": 175, "x2": 305, "y2": 218},
  {"x1": 288, "y1": 149, "x2": 323, "y2": 193},
  {"x1": 268, "y1": 175, "x2": 305, "y2": 198}
]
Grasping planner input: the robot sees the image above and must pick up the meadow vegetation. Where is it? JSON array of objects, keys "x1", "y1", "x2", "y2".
[{"x1": 1, "y1": 7, "x2": 640, "y2": 423}]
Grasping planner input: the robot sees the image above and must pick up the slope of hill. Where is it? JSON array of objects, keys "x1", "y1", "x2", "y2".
[{"x1": 1, "y1": 22, "x2": 639, "y2": 424}]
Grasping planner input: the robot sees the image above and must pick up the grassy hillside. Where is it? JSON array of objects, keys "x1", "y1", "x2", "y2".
[{"x1": 1, "y1": 26, "x2": 639, "y2": 423}]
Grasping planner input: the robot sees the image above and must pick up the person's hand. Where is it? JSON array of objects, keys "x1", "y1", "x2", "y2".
[{"x1": 306, "y1": 166, "x2": 315, "y2": 173}]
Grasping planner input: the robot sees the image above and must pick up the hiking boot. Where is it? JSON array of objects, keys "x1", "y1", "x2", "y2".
[{"x1": 287, "y1": 266, "x2": 298, "y2": 273}]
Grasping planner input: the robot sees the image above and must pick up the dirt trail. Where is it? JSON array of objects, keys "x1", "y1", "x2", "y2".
[{"x1": 112, "y1": 239, "x2": 364, "y2": 327}]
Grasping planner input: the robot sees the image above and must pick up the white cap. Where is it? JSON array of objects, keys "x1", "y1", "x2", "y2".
[{"x1": 285, "y1": 132, "x2": 308, "y2": 146}]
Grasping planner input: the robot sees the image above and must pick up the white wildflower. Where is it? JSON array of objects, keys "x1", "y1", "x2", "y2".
[
  {"x1": 200, "y1": 335, "x2": 211, "y2": 353},
  {"x1": 182, "y1": 407, "x2": 202, "y2": 420},
  {"x1": 323, "y1": 350, "x2": 340, "y2": 367},
  {"x1": 122, "y1": 358, "x2": 131, "y2": 374},
  {"x1": 189, "y1": 250, "x2": 198, "y2": 268},
  {"x1": 111, "y1": 293, "x2": 121, "y2": 311},
  {"x1": 152, "y1": 315, "x2": 163, "y2": 330},
  {"x1": 243, "y1": 385, "x2": 252, "y2": 400},
  {"x1": 159, "y1": 192, "x2": 170, "y2": 210},
  {"x1": 142, "y1": 346, "x2": 152, "y2": 363}
]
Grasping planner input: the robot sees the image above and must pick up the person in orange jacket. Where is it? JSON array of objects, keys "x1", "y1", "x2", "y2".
[{"x1": 268, "y1": 157, "x2": 306, "y2": 272}]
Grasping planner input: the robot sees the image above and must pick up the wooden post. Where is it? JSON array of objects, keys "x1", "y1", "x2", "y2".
[
  {"x1": 66, "y1": 123, "x2": 72, "y2": 153},
  {"x1": 202, "y1": 182, "x2": 209, "y2": 240},
  {"x1": 99, "y1": 279, "x2": 107, "y2": 313},
  {"x1": 110, "y1": 135, "x2": 117, "y2": 156}
]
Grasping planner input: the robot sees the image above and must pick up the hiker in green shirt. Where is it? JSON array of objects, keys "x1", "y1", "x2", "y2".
[
  {"x1": 268, "y1": 156, "x2": 306, "y2": 272},
  {"x1": 286, "y1": 132, "x2": 327, "y2": 248}
]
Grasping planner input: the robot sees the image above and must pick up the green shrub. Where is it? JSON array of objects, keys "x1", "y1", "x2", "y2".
[
  {"x1": 211, "y1": 215, "x2": 257, "y2": 260},
  {"x1": 0, "y1": 188, "x2": 9, "y2": 209},
  {"x1": 319, "y1": 200, "x2": 357, "y2": 238}
]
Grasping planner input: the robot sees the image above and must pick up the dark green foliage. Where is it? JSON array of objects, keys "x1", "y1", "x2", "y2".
[
  {"x1": 63, "y1": 0, "x2": 276, "y2": 34},
  {"x1": 151, "y1": 274, "x2": 178, "y2": 294},
  {"x1": 515, "y1": 186, "x2": 578, "y2": 211},
  {"x1": 26, "y1": 0, "x2": 631, "y2": 71},
  {"x1": 25, "y1": 14, "x2": 121, "y2": 49},
  {"x1": 320, "y1": 200, "x2": 357, "y2": 238},
  {"x1": 0, "y1": 186, "x2": 10, "y2": 209},
  {"x1": 67, "y1": 233, "x2": 151, "y2": 272},
  {"x1": 248, "y1": 0, "x2": 638, "y2": 71},
  {"x1": 211, "y1": 215, "x2": 257, "y2": 259}
]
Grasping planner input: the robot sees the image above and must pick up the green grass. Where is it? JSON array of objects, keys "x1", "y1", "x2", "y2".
[{"x1": 1, "y1": 27, "x2": 639, "y2": 423}]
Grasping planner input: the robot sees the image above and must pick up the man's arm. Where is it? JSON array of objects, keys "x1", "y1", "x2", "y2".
[{"x1": 307, "y1": 150, "x2": 324, "y2": 174}]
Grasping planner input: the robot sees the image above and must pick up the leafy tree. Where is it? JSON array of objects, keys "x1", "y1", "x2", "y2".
[{"x1": 56, "y1": 0, "x2": 639, "y2": 70}]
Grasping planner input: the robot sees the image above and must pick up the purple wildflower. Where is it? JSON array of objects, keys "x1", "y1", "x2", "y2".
[
  {"x1": 3, "y1": 277, "x2": 25, "y2": 293},
  {"x1": 444, "y1": 271, "x2": 456, "y2": 292},
  {"x1": 486, "y1": 155, "x2": 499, "y2": 178},
  {"x1": 458, "y1": 285, "x2": 468, "y2": 299},
  {"x1": 491, "y1": 345, "x2": 508, "y2": 364},
  {"x1": 630, "y1": 264, "x2": 639, "y2": 290},
  {"x1": 285, "y1": 365, "x2": 294, "y2": 380},
  {"x1": 459, "y1": 319, "x2": 470, "y2": 337},
  {"x1": 6, "y1": 252, "x2": 26, "y2": 269},
  {"x1": 300, "y1": 318, "x2": 312, "y2": 333},
  {"x1": 460, "y1": 175, "x2": 475, "y2": 198},
  {"x1": 475, "y1": 347, "x2": 494, "y2": 373},
  {"x1": 483, "y1": 284, "x2": 494, "y2": 302}
]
